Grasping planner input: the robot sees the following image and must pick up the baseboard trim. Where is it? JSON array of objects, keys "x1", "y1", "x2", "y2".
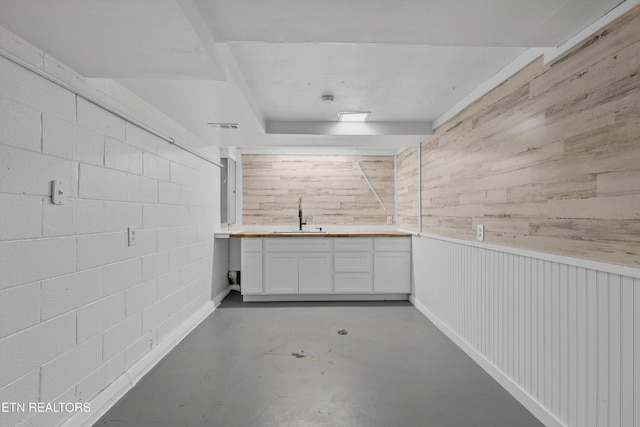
[
  {"x1": 62, "y1": 286, "x2": 231, "y2": 427},
  {"x1": 409, "y1": 295, "x2": 566, "y2": 427}
]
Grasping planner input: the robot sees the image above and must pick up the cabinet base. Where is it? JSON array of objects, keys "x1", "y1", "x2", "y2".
[{"x1": 242, "y1": 294, "x2": 410, "y2": 302}]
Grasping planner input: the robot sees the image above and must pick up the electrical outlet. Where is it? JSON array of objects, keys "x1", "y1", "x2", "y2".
[
  {"x1": 387, "y1": 215, "x2": 393, "y2": 225},
  {"x1": 476, "y1": 224, "x2": 484, "y2": 242},
  {"x1": 128, "y1": 227, "x2": 137, "y2": 247}
]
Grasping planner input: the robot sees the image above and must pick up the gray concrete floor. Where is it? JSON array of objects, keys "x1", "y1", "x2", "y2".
[{"x1": 96, "y1": 291, "x2": 543, "y2": 427}]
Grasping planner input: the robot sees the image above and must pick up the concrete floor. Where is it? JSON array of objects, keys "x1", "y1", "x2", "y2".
[{"x1": 96, "y1": 292, "x2": 543, "y2": 427}]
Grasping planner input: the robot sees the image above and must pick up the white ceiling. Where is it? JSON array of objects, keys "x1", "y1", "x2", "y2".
[{"x1": 0, "y1": 0, "x2": 626, "y2": 149}]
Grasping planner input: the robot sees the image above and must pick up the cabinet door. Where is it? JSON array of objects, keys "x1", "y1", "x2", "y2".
[
  {"x1": 299, "y1": 253, "x2": 332, "y2": 293},
  {"x1": 373, "y1": 252, "x2": 411, "y2": 293},
  {"x1": 241, "y1": 252, "x2": 263, "y2": 294},
  {"x1": 264, "y1": 253, "x2": 299, "y2": 293}
]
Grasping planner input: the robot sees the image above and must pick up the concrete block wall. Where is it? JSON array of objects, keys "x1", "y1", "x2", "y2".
[{"x1": 0, "y1": 26, "x2": 220, "y2": 427}]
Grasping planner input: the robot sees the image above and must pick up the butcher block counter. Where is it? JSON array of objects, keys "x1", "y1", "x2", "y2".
[{"x1": 230, "y1": 230, "x2": 411, "y2": 238}]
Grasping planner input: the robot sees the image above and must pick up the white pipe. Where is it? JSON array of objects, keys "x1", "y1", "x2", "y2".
[
  {"x1": 355, "y1": 161, "x2": 392, "y2": 216},
  {"x1": 0, "y1": 47, "x2": 223, "y2": 168}
]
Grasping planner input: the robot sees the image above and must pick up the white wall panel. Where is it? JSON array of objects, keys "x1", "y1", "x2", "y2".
[{"x1": 412, "y1": 234, "x2": 640, "y2": 427}]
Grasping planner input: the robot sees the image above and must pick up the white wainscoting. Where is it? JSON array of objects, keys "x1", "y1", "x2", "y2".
[{"x1": 411, "y1": 234, "x2": 640, "y2": 427}]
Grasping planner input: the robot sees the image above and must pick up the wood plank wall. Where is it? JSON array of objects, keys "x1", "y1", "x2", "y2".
[
  {"x1": 242, "y1": 154, "x2": 395, "y2": 226},
  {"x1": 397, "y1": 146, "x2": 419, "y2": 231},
  {"x1": 409, "y1": 5, "x2": 640, "y2": 267}
]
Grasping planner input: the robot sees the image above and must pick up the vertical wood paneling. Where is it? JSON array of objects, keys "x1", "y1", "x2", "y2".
[
  {"x1": 597, "y1": 271, "x2": 609, "y2": 427},
  {"x1": 586, "y1": 269, "x2": 598, "y2": 427},
  {"x1": 621, "y1": 276, "x2": 634, "y2": 427},
  {"x1": 413, "y1": 235, "x2": 639, "y2": 427},
  {"x1": 609, "y1": 274, "x2": 621, "y2": 427}
]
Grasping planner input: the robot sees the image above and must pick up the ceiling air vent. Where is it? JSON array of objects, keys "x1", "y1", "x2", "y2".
[{"x1": 208, "y1": 122, "x2": 239, "y2": 129}]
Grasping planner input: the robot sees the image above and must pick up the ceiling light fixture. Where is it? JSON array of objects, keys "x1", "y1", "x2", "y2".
[{"x1": 338, "y1": 112, "x2": 371, "y2": 122}]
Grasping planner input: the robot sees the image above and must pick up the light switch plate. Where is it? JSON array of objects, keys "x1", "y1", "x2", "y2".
[
  {"x1": 128, "y1": 227, "x2": 137, "y2": 246},
  {"x1": 476, "y1": 224, "x2": 485, "y2": 242}
]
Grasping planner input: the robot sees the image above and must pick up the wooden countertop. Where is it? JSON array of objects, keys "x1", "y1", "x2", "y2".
[{"x1": 229, "y1": 231, "x2": 412, "y2": 238}]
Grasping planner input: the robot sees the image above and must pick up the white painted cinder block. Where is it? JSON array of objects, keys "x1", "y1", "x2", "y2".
[
  {"x1": 76, "y1": 232, "x2": 125, "y2": 271},
  {"x1": 73, "y1": 199, "x2": 105, "y2": 235},
  {"x1": 0, "y1": 312, "x2": 76, "y2": 387},
  {"x1": 17, "y1": 385, "x2": 76, "y2": 427},
  {"x1": 142, "y1": 204, "x2": 189, "y2": 229},
  {"x1": 103, "y1": 201, "x2": 142, "y2": 233},
  {"x1": 105, "y1": 137, "x2": 143, "y2": 175},
  {"x1": 125, "y1": 278, "x2": 158, "y2": 317},
  {"x1": 73, "y1": 126, "x2": 104, "y2": 166},
  {"x1": 169, "y1": 246, "x2": 189, "y2": 272},
  {"x1": 0, "y1": 370, "x2": 39, "y2": 427},
  {"x1": 125, "y1": 122, "x2": 158, "y2": 153},
  {"x1": 41, "y1": 268, "x2": 103, "y2": 321},
  {"x1": 169, "y1": 286, "x2": 190, "y2": 315},
  {"x1": 76, "y1": 97, "x2": 125, "y2": 140},
  {"x1": 0, "y1": 282, "x2": 41, "y2": 338},
  {"x1": 76, "y1": 294, "x2": 125, "y2": 343},
  {"x1": 0, "y1": 97, "x2": 42, "y2": 152},
  {"x1": 159, "y1": 181, "x2": 181, "y2": 205},
  {"x1": 188, "y1": 276, "x2": 211, "y2": 301},
  {"x1": 157, "y1": 227, "x2": 186, "y2": 251},
  {"x1": 42, "y1": 114, "x2": 74, "y2": 159},
  {"x1": 103, "y1": 313, "x2": 142, "y2": 361},
  {"x1": 179, "y1": 261, "x2": 201, "y2": 287},
  {"x1": 126, "y1": 173, "x2": 158, "y2": 203},
  {"x1": 125, "y1": 332, "x2": 155, "y2": 369},
  {"x1": 142, "y1": 152, "x2": 170, "y2": 181},
  {"x1": 0, "y1": 144, "x2": 78, "y2": 197},
  {"x1": 0, "y1": 237, "x2": 76, "y2": 290},
  {"x1": 42, "y1": 198, "x2": 73, "y2": 237},
  {"x1": 142, "y1": 251, "x2": 169, "y2": 281},
  {"x1": 78, "y1": 163, "x2": 128, "y2": 201},
  {"x1": 40, "y1": 336, "x2": 102, "y2": 401},
  {"x1": 0, "y1": 193, "x2": 42, "y2": 241},
  {"x1": 157, "y1": 271, "x2": 180, "y2": 300},
  {"x1": 0, "y1": 57, "x2": 76, "y2": 122},
  {"x1": 142, "y1": 297, "x2": 171, "y2": 333},
  {"x1": 76, "y1": 352, "x2": 125, "y2": 403},
  {"x1": 103, "y1": 258, "x2": 143, "y2": 296}
]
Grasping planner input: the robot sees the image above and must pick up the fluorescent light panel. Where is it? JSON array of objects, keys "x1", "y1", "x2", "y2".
[{"x1": 338, "y1": 112, "x2": 371, "y2": 122}]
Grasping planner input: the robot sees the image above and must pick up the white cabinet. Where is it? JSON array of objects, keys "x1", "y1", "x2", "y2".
[
  {"x1": 334, "y1": 238, "x2": 372, "y2": 293},
  {"x1": 299, "y1": 253, "x2": 333, "y2": 293},
  {"x1": 374, "y1": 252, "x2": 411, "y2": 293},
  {"x1": 241, "y1": 239, "x2": 263, "y2": 294},
  {"x1": 373, "y1": 238, "x2": 411, "y2": 293},
  {"x1": 264, "y1": 253, "x2": 299, "y2": 293},
  {"x1": 241, "y1": 236, "x2": 410, "y2": 298}
]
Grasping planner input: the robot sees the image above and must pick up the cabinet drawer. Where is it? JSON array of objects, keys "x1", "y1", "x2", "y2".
[
  {"x1": 265, "y1": 238, "x2": 332, "y2": 252},
  {"x1": 334, "y1": 273, "x2": 372, "y2": 293},
  {"x1": 374, "y1": 238, "x2": 410, "y2": 252},
  {"x1": 242, "y1": 238, "x2": 262, "y2": 252},
  {"x1": 334, "y1": 238, "x2": 373, "y2": 252},
  {"x1": 334, "y1": 253, "x2": 372, "y2": 273}
]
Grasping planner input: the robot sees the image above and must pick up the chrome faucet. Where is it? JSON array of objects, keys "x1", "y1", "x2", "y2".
[{"x1": 298, "y1": 194, "x2": 306, "y2": 231}]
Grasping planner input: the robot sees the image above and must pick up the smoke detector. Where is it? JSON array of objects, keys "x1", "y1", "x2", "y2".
[{"x1": 321, "y1": 94, "x2": 334, "y2": 104}]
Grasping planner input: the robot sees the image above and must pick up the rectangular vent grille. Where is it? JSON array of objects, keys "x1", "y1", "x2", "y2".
[{"x1": 208, "y1": 122, "x2": 239, "y2": 129}]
